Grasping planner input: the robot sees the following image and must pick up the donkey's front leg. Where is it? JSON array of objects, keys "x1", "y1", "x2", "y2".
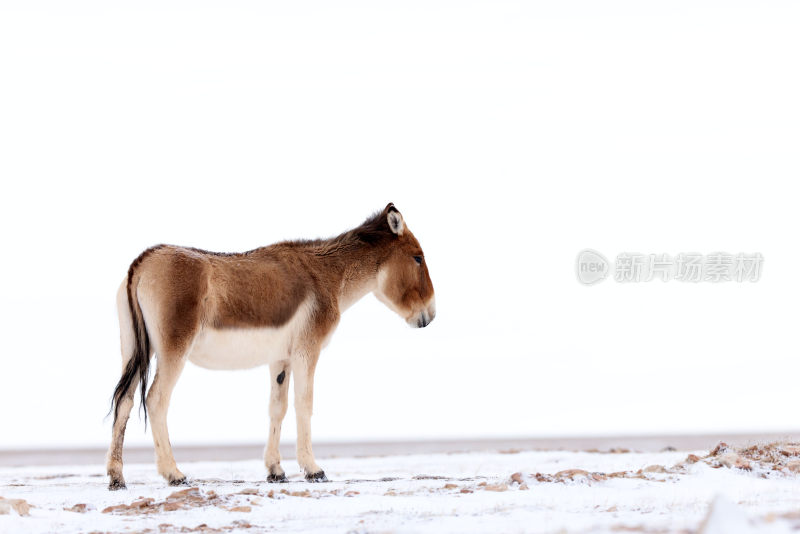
[
  {"x1": 293, "y1": 352, "x2": 327, "y2": 482},
  {"x1": 265, "y1": 361, "x2": 291, "y2": 482}
]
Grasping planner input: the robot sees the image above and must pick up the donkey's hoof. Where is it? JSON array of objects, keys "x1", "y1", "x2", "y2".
[
  {"x1": 108, "y1": 479, "x2": 127, "y2": 491},
  {"x1": 305, "y1": 470, "x2": 328, "y2": 483},
  {"x1": 267, "y1": 473, "x2": 288, "y2": 483},
  {"x1": 168, "y1": 477, "x2": 189, "y2": 486}
]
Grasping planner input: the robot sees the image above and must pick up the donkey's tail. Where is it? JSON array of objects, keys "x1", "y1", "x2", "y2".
[{"x1": 111, "y1": 247, "x2": 160, "y2": 427}]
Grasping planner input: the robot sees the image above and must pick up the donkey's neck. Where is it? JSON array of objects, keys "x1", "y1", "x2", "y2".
[
  {"x1": 338, "y1": 269, "x2": 378, "y2": 312},
  {"x1": 310, "y1": 241, "x2": 384, "y2": 312}
]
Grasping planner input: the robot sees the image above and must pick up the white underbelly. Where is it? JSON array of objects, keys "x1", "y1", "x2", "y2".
[{"x1": 187, "y1": 298, "x2": 313, "y2": 370}]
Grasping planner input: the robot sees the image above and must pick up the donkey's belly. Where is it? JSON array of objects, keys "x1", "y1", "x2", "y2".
[
  {"x1": 187, "y1": 297, "x2": 313, "y2": 370},
  {"x1": 189, "y1": 300, "x2": 312, "y2": 369},
  {"x1": 187, "y1": 327, "x2": 293, "y2": 370}
]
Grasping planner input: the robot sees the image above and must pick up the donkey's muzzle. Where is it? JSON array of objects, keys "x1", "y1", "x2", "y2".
[{"x1": 411, "y1": 308, "x2": 435, "y2": 328}]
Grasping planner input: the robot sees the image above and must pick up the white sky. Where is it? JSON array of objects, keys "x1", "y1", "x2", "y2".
[{"x1": 1, "y1": 1, "x2": 798, "y2": 449}]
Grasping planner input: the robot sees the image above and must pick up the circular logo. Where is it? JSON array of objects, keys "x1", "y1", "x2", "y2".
[{"x1": 576, "y1": 249, "x2": 609, "y2": 285}]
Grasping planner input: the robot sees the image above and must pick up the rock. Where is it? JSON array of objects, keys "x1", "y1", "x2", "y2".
[
  {"x1": 781, "y1": 445, "x2": 800, "y2": 457},
  {"x1": 102, "y1": 504, "x2": 129, "y2": 514},
  {"x1": 102, "y1": 486, "x2": 229, "y2": 515},
  {"x1": 0, "y1": 498, "x2": 31, "y2": 516},
  {"x1": 510, "y1": 472, "x2": 524, "y2": 485},
  {"x1": 443, "y1": 483, "x2": 458, "y2": 489},
  {"x1": 130, "y1": 498, "x2": 154, "y2": 509},
  {"x1": 717, "y1": 452, "x2": 751, "y2": 471},
  {"x1": 555, "y1": 469, "x2": 590, "y2": 480},
  {"x1": 238, "y1": 488, "x2": 259, "y2": 495},
  {"x1": 643, "y1": 465, "x2": 667, "y2": 473},
  {"x1": 687, "y1": 454, "x2": 701, "y2": 464},
  {"x1": 65, "y1": 503, "x2": 91, "y2": 513},
  {"x1": 167, "y1": 487, "x2": 201, "y2": 499},
  {"x1": 710, "y1": 442, "x2": 729, "y2": 456},
  {"x1": 460, "y1": 489, "x2": 473, "y2": 493},
  {"x1": 483, "y1": 483, "x2": 508, "y2": 492},
  {"x1": 785, "y1": 460, "x2": 800, "y2": 473},
  {"x1": 555, "y1": 469, "x2": 606, "y2": 482},
  {"x1": 229, "y1": 506, "x2": 251, "y2": 513}
]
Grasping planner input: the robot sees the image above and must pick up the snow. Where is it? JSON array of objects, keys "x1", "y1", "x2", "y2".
[{"x1": 3, "y1": 445, "x2": 800, "y2": 533}]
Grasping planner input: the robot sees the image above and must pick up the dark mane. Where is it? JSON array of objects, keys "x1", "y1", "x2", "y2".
[
  {"x1": 161, "y1": 205, "x2": 397, "y2": 259},
  {"x1": 348, "y1": 209, "x2": 395, "y2": 244},
  {"x1": 282, "y1": 208, "x2": 396, "y2": 257}
]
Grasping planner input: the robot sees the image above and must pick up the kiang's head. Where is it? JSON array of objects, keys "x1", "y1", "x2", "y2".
[{"x1": 371, "y1": 203, "x2": 436, "y2": 328}]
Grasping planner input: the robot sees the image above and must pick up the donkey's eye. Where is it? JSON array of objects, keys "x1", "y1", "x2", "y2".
[{"x1": 413, "y1": 255, "x2": 423, "y2": 265}]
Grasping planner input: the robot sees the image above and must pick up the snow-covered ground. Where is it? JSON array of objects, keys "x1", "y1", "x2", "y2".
[{"x1": 3, "y1": 442, "x2": 800, "y2": 533}]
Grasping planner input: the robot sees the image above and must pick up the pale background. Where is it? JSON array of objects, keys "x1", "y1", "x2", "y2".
[{"x1": 0, "y1": 1, "x2": 798, "y2": 449}]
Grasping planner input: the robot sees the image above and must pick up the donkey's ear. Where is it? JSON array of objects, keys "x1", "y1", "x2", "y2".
[{"x1": 386, "y1": 204, "x2": 405, "y2": 236}]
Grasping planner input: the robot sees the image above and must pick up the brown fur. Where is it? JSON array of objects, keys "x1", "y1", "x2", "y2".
[{"x1": 107, "y1": 203, "x2": 435, "y2": 489}]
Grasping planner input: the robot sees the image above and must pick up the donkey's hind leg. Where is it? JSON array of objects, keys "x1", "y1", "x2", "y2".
[
  {"x1": 106, "y1": 369, "x2": 139, "y2": 490},
  {"x1": 147, "y1": 351, "x2": 188, "y2": 485},
  {"x1": 107, "y1": 281, "x2": 141, "y2": 490}
]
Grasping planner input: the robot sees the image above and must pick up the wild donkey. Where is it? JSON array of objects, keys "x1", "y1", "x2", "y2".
[{"x1": 107, "y1": 203, "x2": 435, "y2": 490}]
